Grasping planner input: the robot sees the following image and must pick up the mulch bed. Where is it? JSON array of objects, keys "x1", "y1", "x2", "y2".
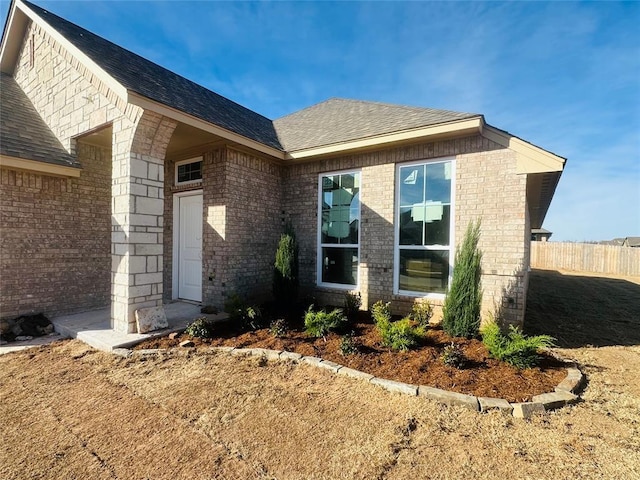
[{"x1": 135, "y1": 317, "x2": 567, "y2": 403}]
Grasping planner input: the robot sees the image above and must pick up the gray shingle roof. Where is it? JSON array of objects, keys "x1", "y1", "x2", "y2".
[
  {"x1": 23, "y1": 1, "x2": 283, "y2": 151},
  {"x1": 13, "y1": 2, "x2": 484, "y2": 157},
  {"x1": 273, "y1": 98, "x2": 480, "y2": 152},
  {"x1": 0, "y1": 72, "x2": 79, "y2": 168}
]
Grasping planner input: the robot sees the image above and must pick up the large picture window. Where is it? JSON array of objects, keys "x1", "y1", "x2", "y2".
[
  {"x1": 318, "y1": 171, "x2": 361, "y2": 287},
  {"x1": 395, "y1": 159, "x2": 454, "y2": 296}
]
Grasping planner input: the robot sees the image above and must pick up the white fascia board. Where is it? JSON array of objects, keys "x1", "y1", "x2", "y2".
[
  {"x1": 285, "y1": 118, "x2": 483, "y2": 160},
  {"x1": 482, "y1": 124, "x2": 566, "y2": 174},
  {"x1": 11, "y1": 0, "x2": 128, "y2": 101},
  {"x1": 128, "y1": 92, "x2": 286, "y2": 160},
  {"x1": 0, "y1": 1, "x2": 25, "y2": 73},
  {"x1": 0, "y1": 155, "x2": 81, "y2": 177}
]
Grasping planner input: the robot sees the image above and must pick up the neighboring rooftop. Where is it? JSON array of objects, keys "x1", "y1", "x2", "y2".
[
  {"x1": 0, "y1": 72, "x2": 79, "y2": 168},
  {"x1": 22, "y1": 0, "x2": 283, "y2": 151},
  {"x1": 274, "y1": 98, "x2": 480, "y2": 152}
]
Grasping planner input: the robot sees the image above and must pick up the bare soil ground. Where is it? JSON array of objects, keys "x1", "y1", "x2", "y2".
[{"x1": 1, "y1": 269, "x2": 639, "y2": 479}]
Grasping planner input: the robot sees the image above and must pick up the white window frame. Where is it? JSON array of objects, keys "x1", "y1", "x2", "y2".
[
  {"x1": 394, "y1": 157, "x2": 456, "y2": 299},
  {"x1": 175, "y1": 156, "x2": 203, "y2": 186},
  {"x1": 317, "y1": 169, "x2": 362, "y2": 289}
]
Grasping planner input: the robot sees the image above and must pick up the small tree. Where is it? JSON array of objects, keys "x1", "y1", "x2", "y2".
[
  {"x1": 442, "y1": 219, "x2": 483, "y2": 338},
  {"x1": 273, "y1": 224, "x2": 299, "y2": 307}
]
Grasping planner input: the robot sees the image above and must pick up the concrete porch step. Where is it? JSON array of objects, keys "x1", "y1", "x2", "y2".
[{"x1": 52, "y1": 302, "x2": 227, "y2": 352}]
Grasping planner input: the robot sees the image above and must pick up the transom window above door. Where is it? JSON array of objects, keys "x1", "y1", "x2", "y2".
[{"x1": 175, "y1": 157, "x2": 203, "y2": 185}]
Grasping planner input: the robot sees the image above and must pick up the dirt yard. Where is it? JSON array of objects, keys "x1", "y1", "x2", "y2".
[{"x1": 1, "y1": 269, "x2": 639, "y2": 479}]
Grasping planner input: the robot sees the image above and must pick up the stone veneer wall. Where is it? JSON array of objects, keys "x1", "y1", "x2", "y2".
[
  {"x1": 13, "y1": 20, "x2": 175, "y2": 332},
  {"x1": 13, "y1": 22, "x2": 129, "y2": 153},
  {"x1": 0, "y1": 142, "x2": 111, "y2": 318},
  {"x1": 283, "y1": 135, "x2": 529, "y2": 325}
]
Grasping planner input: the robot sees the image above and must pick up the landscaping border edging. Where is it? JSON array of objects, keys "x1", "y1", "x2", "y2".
[{"x1": 118, "y1": 346, "x2": 585, "y2": 419}]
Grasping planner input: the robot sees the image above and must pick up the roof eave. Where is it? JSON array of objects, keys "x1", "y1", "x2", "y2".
[
  {"x1": 128, "y1": 93, "x2": 285, "y2": 160},
  {"x1": 0, "y1": 154, "x2": 81, "y2": 177},
  {"x1": 0, "y1": 1, "x2": 22, "y2": 74},
  {"x1": 481, "y1": 123, "x2": 566, "y2": 174},
  {"x1": 479, "y1": 121, "x2": 566, "y2": 230},
  {"x1": 284, "y1": 117, "x2": 484, "y2": 160}
]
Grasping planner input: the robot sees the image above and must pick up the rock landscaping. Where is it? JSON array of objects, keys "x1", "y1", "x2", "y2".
[{"x1": 0, "y1": 313, "x2": 54, "y2": 344}]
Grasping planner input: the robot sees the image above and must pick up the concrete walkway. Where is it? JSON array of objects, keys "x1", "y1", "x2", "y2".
[{"x1": 1, "y1": 302, "x2": 226, "y2": 354}]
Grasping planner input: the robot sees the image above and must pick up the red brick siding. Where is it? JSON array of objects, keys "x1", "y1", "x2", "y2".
[{"x1": 0, "y1": 142, "x2": 111, "y2": 318}]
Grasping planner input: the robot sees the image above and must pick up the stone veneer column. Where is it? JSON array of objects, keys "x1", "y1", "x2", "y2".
[{"x1": 111, "y1": 111, "x2": 177, "y2": 333}]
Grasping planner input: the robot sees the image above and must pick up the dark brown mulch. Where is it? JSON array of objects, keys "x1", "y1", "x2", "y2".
[{"x1": 135, "y1": 317, "x2": 567, "y2": 403}]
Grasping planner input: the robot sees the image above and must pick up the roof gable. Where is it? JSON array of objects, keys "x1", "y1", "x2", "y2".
[
  {"x1": 0, "y1": 72, "x2": 79, "y2": 169},
  {"x1": 20, "y1": 1, "x2": 283, "y2": 151},
  {"x1": 274, "y1": 98, "x2": 479, "y2": 152}
]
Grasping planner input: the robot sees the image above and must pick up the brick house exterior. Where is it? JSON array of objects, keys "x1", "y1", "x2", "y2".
[{"x1": 0, "y1": 0, "x2": 564, "y2": 333}]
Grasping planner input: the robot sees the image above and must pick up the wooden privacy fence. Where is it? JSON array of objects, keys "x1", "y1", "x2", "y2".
[{"x1": 531, "y1": 242, "x2": 640, "y2": 277}]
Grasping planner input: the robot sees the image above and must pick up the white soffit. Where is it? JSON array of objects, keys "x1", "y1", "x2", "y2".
[{"x1": 482, "y1": 124, "x2": 565, "y2": 174}]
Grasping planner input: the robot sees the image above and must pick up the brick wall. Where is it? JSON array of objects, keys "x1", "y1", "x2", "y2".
[
  {"x1": 164, "y1": 147, "x2": 283, "y2": 310},
  {"x1": 283, "y1": 135, "x2": 529, "y2": 324},
  {"x1": 217, "y1": 148, "x2": 283, "y2": 304},
  {"x1": 0, "y1": 142, "x2": 111, "y2": 318}
]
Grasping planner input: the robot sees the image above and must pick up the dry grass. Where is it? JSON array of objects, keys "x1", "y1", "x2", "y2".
[{"x1": 1, "y1": 269, "x2": 639, "y2": 479}]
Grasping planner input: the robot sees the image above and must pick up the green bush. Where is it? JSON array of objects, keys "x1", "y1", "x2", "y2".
[
  {"x1": 339, "y1": 331, "x2": 359, "y2": 356},
  {"x1": 481, "y1": 321, "x2": 555, "y2": 369},
  {"x1": 371, "y1": 300, "x2": 391, "y2": 326},
  {"x1": 304, "y1": 306, "x2": 347, "y2": 340},
  {"x1": 442, "y1": 220, "x2": 483, "y2": 338},
  {"x1": 378, "y1": 317, "x2": 424, "y2": 352},
  {"x1": 441, "y1": 342, "x2": 466, "y2": 369},
  {"x1": 344, "y1": 292, "x2": 362, "y2": 322},
  {"x1": 410, "y1": 301, "x2": 433, "y2": 329},
  {"x1": 269, "y1": 318, "x2": 288, "y2": 338},
  {"x1": 184, "y1": 317, "x2": 214, "y2": 338},
  {"x1": 273, "y1": 227, "x2": 299, "y2": 307},
  {"x1": 224, "y1": 294, "x2": 264, "y2": 331}
]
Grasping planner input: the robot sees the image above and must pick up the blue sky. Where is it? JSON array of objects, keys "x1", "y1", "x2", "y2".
[{"x1": 2, "y1": 0, "x2": 638, "y2": 241}]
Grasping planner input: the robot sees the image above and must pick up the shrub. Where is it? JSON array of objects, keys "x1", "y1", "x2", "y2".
[
  {"x1": 269, "y1": 318, "x2": 288, "y2": 338},
  {"x1": 224, "y1": 294, "x2": 264, "y2": 331},
  {"x1": 304, "y1": 306, "x2": 347, "y2": 340},
  {"x1": 224, "y1": 293, "x2": 245, "y2": 319},
  {"x1": 481, "y1": 321, "x2": 555, "y2": 369},
  {"x1": 339, "y1": 332, "x2": 359, "y2": 356},
  {"x1": 441, "y1": 342, "x2": 466, "y2": 369},
  {"x1": 371, "y1": 300, "x2": 392, "y2": 326},
  {"x1": 241, "y1": 306, "x2": 263, "y2": 331},
  {"x1": 184, "y1": 317, "x2": 214, "y2": 338},
  {"x1": 442, "y1": 219, "x2": 483, "y2": 338},
  {"x1": 344, "y1": 292, "x2": 362, "y2": 322},
  {"x1": 410, "y1": 301, "x2": 433, "y2": 329},
  {"x1": 273, "y1": 226, "x2": 299, "y2": 307},
  {"x1": 378, "y1": 317, "x2": 424, "y2": 352}
]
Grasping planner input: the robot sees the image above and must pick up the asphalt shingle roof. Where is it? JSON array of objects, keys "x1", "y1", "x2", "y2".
[
  {"x1": 12, "y1": 2, "x2": 484, "y2": 158},
  {"x1": 23, "y1": 1, "x2": 283, "y2": 151},
  {"x1": 0, "y1": 72, "x2": 79, "y2": 168},
  {"x1": 273, "y1": 98, "x2": 480, "y2": 152}
]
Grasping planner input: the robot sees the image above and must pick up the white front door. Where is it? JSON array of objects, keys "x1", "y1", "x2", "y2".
[{"x1": 176, "y1": 192, "x2": 203, "y2": 301}]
